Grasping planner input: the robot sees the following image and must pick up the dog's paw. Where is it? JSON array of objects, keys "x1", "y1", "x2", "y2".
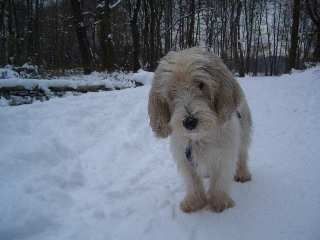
[
  {"x1": 208, "y1": 191, "x2": 235, "y2": 213},
  {"x1": 180, "y1": 193, "x2": 207, "y2": 213},
  {"x1": 234, "y1": 170, "x2": 252, "y2": 183}
]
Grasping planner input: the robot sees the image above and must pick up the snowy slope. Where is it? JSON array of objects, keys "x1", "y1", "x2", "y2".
[
  {"x1": 0, "y1": 68, "x2": 320, "y2": 240},
  {"x1": 0, "y1": 71, "x2": 139, "y2": 92}
]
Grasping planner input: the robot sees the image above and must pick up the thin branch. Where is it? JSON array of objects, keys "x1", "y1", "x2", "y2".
[
  {"x1": 109, "y1": 0, "x2": 121, "y2": 9},
  {"x1": 161, "y1": 7, "x2": 217, "y2": 37}
]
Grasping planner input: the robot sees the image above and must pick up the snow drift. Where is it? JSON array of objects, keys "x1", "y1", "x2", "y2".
[{"x1": 0, "y1": 67, "x2": 319, "y2": 240}]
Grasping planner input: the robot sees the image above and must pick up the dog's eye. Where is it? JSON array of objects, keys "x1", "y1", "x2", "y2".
[{"x1": 198, "y1": 82, "x2": 204, "y2": 90}]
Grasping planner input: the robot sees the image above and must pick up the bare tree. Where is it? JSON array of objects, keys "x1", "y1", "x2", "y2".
[
  {"x1": 287, "y1": 0, "x2": 301, "y2": 72},
  {"x1": 187, "y1": 0, "x2": 195, "y2": 47},
  {"x1": 306, "y1": 0, "x2": 320, "y2": 61},
  {"x1": 125, "y1": 0, "x2": 142, "y2": 71},
  {"x1": 0, "y1": 0, "x2": 319, "y2": 75},
  {"x1": 70, "y1": 0, "x2": 94, "y2": 74}
]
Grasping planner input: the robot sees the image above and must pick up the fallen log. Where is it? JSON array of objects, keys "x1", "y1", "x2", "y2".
[{"x1": 0, "y1": 83, "x2": 134, "y2": 106}]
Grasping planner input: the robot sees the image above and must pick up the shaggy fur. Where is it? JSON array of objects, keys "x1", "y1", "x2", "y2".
[{"x1": 148, "y1": 48, "x2": 252, "y2": 213}]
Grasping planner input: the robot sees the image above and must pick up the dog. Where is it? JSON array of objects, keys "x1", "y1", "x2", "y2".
[{"x1": 148, "y1": 48, "x2": 252, "y2": 213}]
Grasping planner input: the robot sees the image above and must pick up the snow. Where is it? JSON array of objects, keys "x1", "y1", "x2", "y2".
[
  {"x1": 22, "y1": 62, "x2": 38, "y2": 72},
  {"x1": 0, "y1": 67, "x2": 19, "y2": 79},
  {"x1": 0, "y1": 77, "x2": 125, "y2": 92},
  {"x1": 0, "y1": 96, "x2": 9, "y2": 106},
  {"x1": 0, "y1": 67, "x2": 320, "y2": 240},
  {"x1": 129, "y1": 69, "x2": 154, "y2": 85},
  {"x1": 0, "y1": 70, "x2": 149, "y2": 94}
]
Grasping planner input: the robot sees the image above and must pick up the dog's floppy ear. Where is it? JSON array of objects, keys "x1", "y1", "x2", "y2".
[
  {"x1": 206, "y1": 56, "x2": 241, "y2": 123},
  {"x1": 148, "y1": 85, "x2": 171, "y2": 138},
  {"x1": 214, "y1": 75, "x2": 241, "y2": 123}
]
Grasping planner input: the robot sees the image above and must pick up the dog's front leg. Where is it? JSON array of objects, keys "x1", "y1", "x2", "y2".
[
  {"x1": 207, "y1": 150, "x2": 236, "y2": 213},
  {"x1": 176, "y1": 159, "x2": 207, "y2": 213}
]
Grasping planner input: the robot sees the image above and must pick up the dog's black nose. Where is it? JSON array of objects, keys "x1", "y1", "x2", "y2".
[{"x1": 183, "y1": 116, "x2": 198, "y2": 130}]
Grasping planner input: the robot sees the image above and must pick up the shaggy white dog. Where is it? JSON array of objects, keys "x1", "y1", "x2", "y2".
[{"x1": 148, "y1": 48, "x2": 252, "y2": 213}]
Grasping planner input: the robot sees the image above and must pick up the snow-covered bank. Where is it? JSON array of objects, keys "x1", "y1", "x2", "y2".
[
  {"x1": 0, "y1": 70, "x2": 153, "y2": 106},
  {"x1": 0, "y1": 67, "x2": 319, "y2": 240},
  {"x1": 0, "y1": 70, "x2": 152, "y2": 90}
]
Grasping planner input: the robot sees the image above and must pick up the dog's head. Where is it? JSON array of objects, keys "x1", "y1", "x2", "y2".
[{"x1": 148, "y1": 48, "x2": 241, "y2": 139}]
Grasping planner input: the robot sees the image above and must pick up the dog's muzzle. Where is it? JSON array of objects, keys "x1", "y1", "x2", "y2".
[{"x1": 183, "y1": 116, "x2": 198, "y2": 130}]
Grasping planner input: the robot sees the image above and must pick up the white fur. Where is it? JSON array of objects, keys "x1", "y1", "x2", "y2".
[{"x1": 148, "y1": 48, "x2": 252, "y2": 213}]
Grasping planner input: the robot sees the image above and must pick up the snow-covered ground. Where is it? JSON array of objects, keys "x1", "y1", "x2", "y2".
[
  {"x1": 0, "y1": 70, "x2": 141, "y2": 92},
  {"x1": 0, "y1": 69, "x2": 151, "y2": 106},
  {"x1": 0, "y1": 68, "x2": 319, "y2": 240}
]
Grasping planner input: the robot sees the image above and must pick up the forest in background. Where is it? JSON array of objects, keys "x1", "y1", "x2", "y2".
[{"x1": 0, "y1": 0, "x2": 319, "y2": 76}]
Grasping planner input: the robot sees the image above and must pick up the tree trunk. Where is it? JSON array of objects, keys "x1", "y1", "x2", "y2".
[
  {"x1": 244, "y1": 0, "x2": 255, "y2": 73},
  {"x1": 130, "y1": 0, "x2": 141, "y2": 72},
  {"x1": 148, "y1": 0, "x2": 156, "y2": 70},
  {"x1": 306, "y1": 0, "x2": 320, "y2": 61},
  {"x1": 143, "y1": 0, "x2": 150, "y2": 68},
  {"x1": 187, "y1": 0, "x2": 195, "y2": 47},
  {"x1": 287, "y1": 0, "x2": 301, "y2": 72},
  {"x1": 164, "y1": 0, "x2": 172, "y2": 53},
  {"x1": 70, "y1": 0, "x2": 94, "y2": 74},
  {"x1": 232, "y1": 0, "x2": 243, "y2": 76},
  {"x1": 314, "y1": 31, "x2": 320, "y2": 61},
  {"x1": 236, "y1": 1, "x2": 245, "y2": 77},
  {"x1": 0, "y1": 0, "x2": 7, "y2": 65},
  {"x1": 33, "y1": 0, "x2": 41, "y2": 66},
  {"x1": 96, "y1": 0, "x2": 115, "y2": 71},
  {"x1": 265, "y1": 5, "x2": 272, "y2": 75}
]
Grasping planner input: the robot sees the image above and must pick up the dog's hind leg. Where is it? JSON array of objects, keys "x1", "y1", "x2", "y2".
[
  {"x1": 234, "y1": 147, "x2": 252, "y2": 182},
  {"x1": 234, "y1": 101, "x2": 252, "y2": 183}
]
